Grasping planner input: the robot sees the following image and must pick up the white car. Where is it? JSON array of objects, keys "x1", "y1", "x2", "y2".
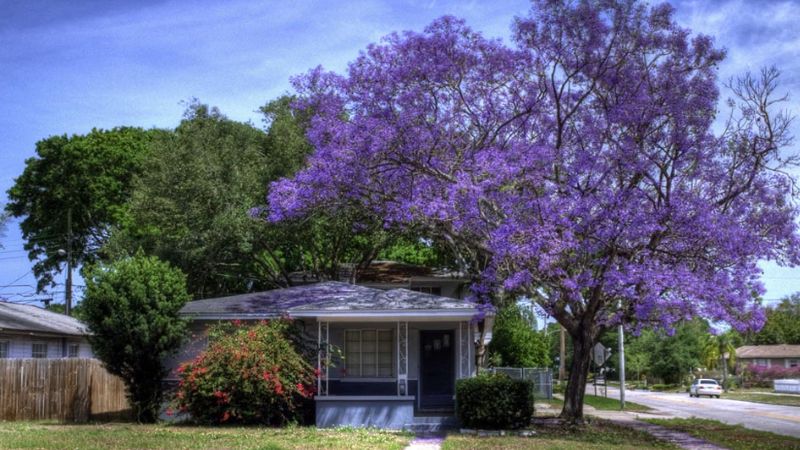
[{"x1": 690, "y1": 378, "x2": 722, "y2": 398}]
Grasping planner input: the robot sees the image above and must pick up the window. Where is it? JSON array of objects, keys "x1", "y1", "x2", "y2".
[
  {"x1": 344, "y1": 329, "x2": 393, "y2": 377},
  {"x1": 787, "y1": 359, "x2": 799, "y2": 368},
  {"x1": 31, "y1": 343, "x2": 48, "y2": 358},
  {"x1": 67, "y1": 344, "x2": 80, "y2": 358},
  {"x1": 411, "y1": 286, "x2": 442, "y2": 296},
  {"x1": 0, "y1": 341, "x2": 8, "y2": 358},
  {"x1": 754, "y1": 358, "x2": 770, "y2": 367}
]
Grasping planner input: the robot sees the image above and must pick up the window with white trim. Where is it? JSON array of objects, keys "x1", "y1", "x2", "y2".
[
  {"x1": 344, "y1": 329, "x2": 393, "y2": 377},
  {"x1": 31, "y1": 343, "x2": 48, "y2": 358},
  {"x1": 754, "y1": 358, "x2": 770, "y2": 367},
  {"x1": 68, "y1": 344, "x2": 80, "y2": 358},
  {"x1": 0, "y1": 341, "x2": 8, "y2": 358},
  {"x1": 787, "y1": 359, "x2": 799, "y2": 368}
]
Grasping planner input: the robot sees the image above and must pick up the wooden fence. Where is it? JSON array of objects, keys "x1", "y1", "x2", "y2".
[{"x1": 0, "y1": 358, "x2": 130, "y2": 422}]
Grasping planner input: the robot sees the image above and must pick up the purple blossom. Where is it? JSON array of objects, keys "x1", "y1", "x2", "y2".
[{"x1": 262, "y1": 0, "x2": 798, "y2": 418}]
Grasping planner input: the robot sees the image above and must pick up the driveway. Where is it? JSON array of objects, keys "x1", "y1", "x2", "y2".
[{"x1": 595, "y1": 386, "x2": 800, "y2": 438}]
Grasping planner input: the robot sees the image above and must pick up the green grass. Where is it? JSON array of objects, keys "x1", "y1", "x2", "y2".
[
  {"x1": 723, "y1": 391, "x2": 800, "y2": 407},
  {"x1": 0, "y1": 422, "x2": 412, "y2": 450},
  {"x1": 643, "y1": 418, "x2": 800, "y2": 450},
  {"x1": 583, "y1": 394, "x2": 653, "y2": 412},
  {"x1": 534, "y1": 395, "x2": 652, "y2": 415},
  {"x1": 442, "y1": 419, "x2": 677, "y2": 449}
]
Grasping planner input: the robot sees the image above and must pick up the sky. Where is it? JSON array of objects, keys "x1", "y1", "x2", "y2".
[{"x1": 1, "y1": 0, "x2": 799, "y2": 308}]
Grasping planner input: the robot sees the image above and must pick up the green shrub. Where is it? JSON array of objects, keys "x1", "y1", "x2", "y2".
[
  {"x1": 456, "y1": 373, "x2": 533, "y2": 430},
  {"x1": 649, "y1": 383, "x2": 682, "y2": 392},
  {"x1": 82, "y1": 253, "x2": 189, "y2": 423},
  {"x1": 172, "y1": 320, "x2": 316, "y2": 425}
]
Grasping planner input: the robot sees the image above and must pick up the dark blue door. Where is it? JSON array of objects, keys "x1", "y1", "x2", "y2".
[{"x1": 419, "y1": 330, "x2": 455, "y2": 411}]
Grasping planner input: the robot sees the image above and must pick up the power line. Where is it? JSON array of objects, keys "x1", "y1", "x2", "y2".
[{"x1": 0, "y1": 269, "x2": 33, "y2": 289}]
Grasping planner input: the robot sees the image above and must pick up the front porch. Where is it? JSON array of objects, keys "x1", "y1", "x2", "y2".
[{"x1": 307, "y1": 317, "x2": 480, "y2": 429}]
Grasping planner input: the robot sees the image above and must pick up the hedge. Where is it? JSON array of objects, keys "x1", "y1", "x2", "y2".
[{"x1": 456, "y1": 372, "x2": 534, "y2": 429}]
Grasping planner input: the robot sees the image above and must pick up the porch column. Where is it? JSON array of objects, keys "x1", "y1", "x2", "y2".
[
  {"x1": 397, "y1": 321, "x2": 408, "y2": 396},
  {"x1": 458, "y1": 321, "x2": 470, "y2": 378},
  {"x1": 318, "y1": 321, "x2": 329, "y2": 396}
]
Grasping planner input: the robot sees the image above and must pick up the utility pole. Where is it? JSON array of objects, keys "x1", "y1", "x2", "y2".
[
  {"x1": 65, "y1": 208, "x2": 73, "y2": 317},
  {"x1": 559, "y1": 326, "x2": 566, "y2": 382},
  {"x1": 618, "y1": 300, "x2": 626, "y2": 410}
]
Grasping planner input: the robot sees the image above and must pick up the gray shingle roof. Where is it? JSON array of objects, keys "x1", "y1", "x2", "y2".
[
  {"x1": 0, "y1": 301, "x2": 89, "y2": 336},
  {"x1": 180, "y1": 281, "x2": 477, "y2": 318}
]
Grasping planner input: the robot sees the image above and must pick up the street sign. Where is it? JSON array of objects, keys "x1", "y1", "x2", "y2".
[{"x1": 593, "y1": 343, "x2": 611, "y2": 366}]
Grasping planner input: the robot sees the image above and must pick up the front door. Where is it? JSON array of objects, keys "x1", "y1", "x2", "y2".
[{"x1": 419, "y1": 330, "x2": 455, "y2": 411}]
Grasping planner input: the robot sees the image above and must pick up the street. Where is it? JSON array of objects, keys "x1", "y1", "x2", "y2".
[{"x1": 597, "y1": 386, "x2": 800, "y2": 438}]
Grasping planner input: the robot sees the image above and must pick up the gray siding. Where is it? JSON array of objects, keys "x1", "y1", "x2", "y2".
[
  {"x1": 0, "y1": 333, "x2": 92, "y2": 359},
  {"x1": 316, "y1": 398, "x2": 415, "y2": 429}
]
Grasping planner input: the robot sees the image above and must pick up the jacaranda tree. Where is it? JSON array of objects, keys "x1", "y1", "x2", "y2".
[{"x1": 265, "y1": 0, "x2": 798, "y2": 422}]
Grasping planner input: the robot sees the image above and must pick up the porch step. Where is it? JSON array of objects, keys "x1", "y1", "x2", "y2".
[{"x1": 403, "y1": 416, "x2": 458, "y2": 432}]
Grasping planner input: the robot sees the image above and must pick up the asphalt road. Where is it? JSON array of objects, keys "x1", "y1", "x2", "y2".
[{"x1": 596, "y1": 386, "x2": 800, "y2": 438}]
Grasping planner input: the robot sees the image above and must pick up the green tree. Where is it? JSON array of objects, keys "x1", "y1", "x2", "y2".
[
  {"x1": 752, "y1": 294, "x2": 800, "y2": 345},
  {"x1": 81, "y1": 253, "x2": 189, "y2": 423},
  {"x1": 702, "y1": 331, "x2": 739, "y2": 388},
  {"x1": 109, "y1": 100, "x2": 397, "y2": 298},
  {"x1": 106, "y1": 103, "x2": 274, "y2": 298},
  {"x1": 0, "y1": 210, "x2": 8, "y2": 246},
  {"x1": 648, "y1": 319, "x2": 708, "y2": 385},
  {"x1": 489, "y1": 303, "x2": 551, "y2": 367},
  {"x1": 623, "y1": 331, "x2": 657, "y2": 383},
  {"x1": 260, "y1": 95, "x2": 313, "y2": 179},
  {"x1": 5, "y1": 128, "x2": 155, "y2": 291}
]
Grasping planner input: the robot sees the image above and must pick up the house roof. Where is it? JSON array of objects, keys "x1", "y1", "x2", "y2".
[
  {"x1": 180, "y1": 281, "x2": 481, "y2": 320},
  {"x1": 0, "y1": 301, "x2": 89, "y2": 336},
  {"x1": 736, "y1": 345, "x2": 800, "y2": 359},
  {"x1": 288, "y1": 260, "x2": 468, "y2": 286}
]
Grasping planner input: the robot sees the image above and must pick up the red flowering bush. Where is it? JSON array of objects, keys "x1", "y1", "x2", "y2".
[
  {"x1": 173, "y1": 319, "x2": 316, "y2": 424},
  {"x1": 742, "y1": 364, "x2": 800, "y2": 388}
]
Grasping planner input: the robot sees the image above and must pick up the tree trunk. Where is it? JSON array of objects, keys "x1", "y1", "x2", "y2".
[{"x1": 560, "y1": 328, "x2": 594, "y2": 424}]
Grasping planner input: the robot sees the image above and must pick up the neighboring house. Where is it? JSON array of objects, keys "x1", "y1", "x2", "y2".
[
  {"x1": 171, "y1": 281, "x2": 493, "y2": 429},
  {"x1": 0, "y1": 301, "x2": 93, "y2": 359},
  {"x1": 736, "y1": 345, "x2": 800, "y2": 369},
  {"x1": 354, "y1": 260, "x2": 470, "y2": 299}
]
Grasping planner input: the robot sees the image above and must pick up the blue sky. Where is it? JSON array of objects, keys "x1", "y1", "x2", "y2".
[{"x1": 1, "y1": 0, "x2": 799, "y2": 307}]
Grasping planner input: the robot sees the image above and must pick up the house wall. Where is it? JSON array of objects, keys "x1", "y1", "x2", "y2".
[
  {"x1": 738, "y1": 357, "x2": 800, "y2": 369},
  {"x1": 163, "y1": 320, "x2": 212, "y2": 379},
  {"x1": 0, "y1": 332, "x2": 92, "y2": 359}
]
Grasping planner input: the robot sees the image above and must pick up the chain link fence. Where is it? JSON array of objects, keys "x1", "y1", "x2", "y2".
[{"x1": 485, "y1": 367, "x2": 553, "y2": 400}]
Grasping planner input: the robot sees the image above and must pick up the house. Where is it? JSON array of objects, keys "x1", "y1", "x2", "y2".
[
  {"x1": 171, "y1": 281, "x2": 493, "y2": 429},
  {"x1": 0, "y1": 301, "x2": 93, "y2": 359},
  {"x1": 289, "y1": 260, "x2": 471, "y2": 299},
  {"x1": 736, "y1": 345, "x2": 800, "y2": 369}
]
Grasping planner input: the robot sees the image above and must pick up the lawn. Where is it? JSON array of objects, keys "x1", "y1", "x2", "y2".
[
  {"x1": 442, "y1": 419, "x2": 677, "y2": 449},
  {"x1": 583, "y1": 394, "x2": 653, "y2": 413},
  {"x1": 0, "y1": 422, "x2": 412, "y2": 450},
  {"x1": 643, "y1": 418, "x2": 800, "y2": 450},
  {"x1": 723, "y1": 390, "x2": 800, "y2": 407},
  {"x1": 536, "y1": 395, "x2": 652, "y2": 413}
]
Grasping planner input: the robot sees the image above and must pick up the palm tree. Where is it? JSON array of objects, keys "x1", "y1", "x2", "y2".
[{"x1": 702, "y1": 332, "x2": 737, "y2": 389}]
